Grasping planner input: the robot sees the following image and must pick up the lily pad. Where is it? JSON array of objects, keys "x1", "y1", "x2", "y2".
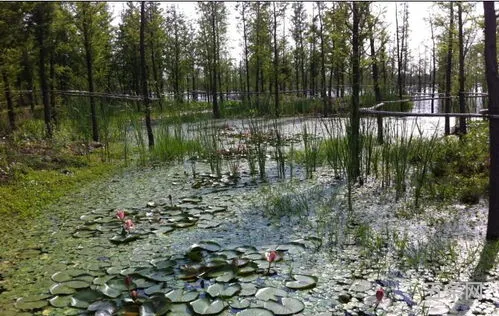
[
  {"x1": 50, "y1": 283, "x2": 76, "y2": 295},
  {"x1": 255, "y1": 287, "x2": 288, "y2": 301},
  {"x1": 167, "y1": 303, "x2": 193, "y2": 315},
  {"x1": 136, "y1": 268, "x2": 172, "y2": 282},
  {"x1": 190, "y1": 298, "x2": 225, "y2": 315},
  {"x1": 236, "y1": 308, "x2": 273, "y2": 316},
  {"x1": 263, "y1": 298, "x2": 305, "y2": 315},
  {"x1": 15, "y1": 298, "x2": 48, "y2": 311},
  {"x1": 52, "y1": 271, "x2": 72, "y2": 283},
  {"x1": 93, "y1": 275, "x2": 116, "y2": 286},
  {"x1": 63, "y1": 280, "x2": 90, "y2": 289},
  {"x1": 144, "y1": 283, "x2": 165, "y2": 295},
  {"x1": 165, "y1": 289, "x2": 199, "y2": 303},
  {"x1": 206, "y1": 283, "x2": 241, "y2": 298},
  {"x1": 88, "y1": 301, "x2": 115, "y2": 314},
  {"x1": 49, "y1": 295, "x2": 72, "y2": 308},
  {"x1": 189, "y1": 241, "x2": 222, "y2": 252},
  {"x1": 109, "y1": 234, "x2": 140, "y2": 244},
  {"x1": 229, "y1": 297, "x2": 251, "y2": 309},
  {"x1": 98, "y1": 284, "x2": 121, "y2": 298},
  {"x1": 284, "y1": 274, "x2": 317, "y2": 290},
  {"x1": 239, "y1": 283, "x2": 258, "y2": 297}
]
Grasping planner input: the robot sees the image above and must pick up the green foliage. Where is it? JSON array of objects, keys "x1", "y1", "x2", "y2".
[
  {"x1": 150, "y1": 122, "x2": 202, "y2": 163},
  {"x1": 428, "y1": 121, "x2": 488, "y2": 204}
]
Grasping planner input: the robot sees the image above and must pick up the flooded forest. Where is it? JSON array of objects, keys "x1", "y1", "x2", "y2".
[{"x1": 1, "y1": 1, "x2": 499, "y2": 316}]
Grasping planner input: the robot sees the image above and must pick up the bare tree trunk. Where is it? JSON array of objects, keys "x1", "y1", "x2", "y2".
[
  {"x1": 430, "y1": 16, "x2": 436, "y2": 113},
  {"x1": 484, "y1": 1, "x2": 499, "y2": 240},
  {"x1": 140, "y1": 1, "x2": 154, "y2": 148},
  {"x1": 350, "y1": 2, "x2": 361, "y2": 181},
  {"x1": 211, "y1": 3, "x2": 220, "y2": 118},
  {"x1": 37, "y1": 10, "x2": 52, "y2": 139},
  {"x1": 317, "y1": 3, "x2": 329, "y2": 116},
  {"x1": 2, "y1": 69, "x2": 15, "y2": 132},
  {"x1": 444, "y1": 3, "x2": 454, "y2": 135},
  {"x1": 395, "y1": 3, "x2": 403, "y2": 101},
  {"x1": 458, "y1": 2, "x2": 466, "y2": 135},
  {"x1": 272, "y1": 2, "x2": 279, "y2": 117}
]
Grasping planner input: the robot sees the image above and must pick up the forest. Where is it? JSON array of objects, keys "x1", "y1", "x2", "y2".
[{"x1": 1, "y1": 1, "x2": 499, "y2": 315}]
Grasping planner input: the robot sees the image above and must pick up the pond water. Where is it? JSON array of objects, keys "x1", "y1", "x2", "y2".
[{"x1": 1, "y1": 109, "x2": 498, "y2": 316}]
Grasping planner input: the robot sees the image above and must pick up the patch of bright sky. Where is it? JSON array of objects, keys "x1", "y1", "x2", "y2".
[{"x1": 109, "y1": 2, "x2": 483, "y2": 64}]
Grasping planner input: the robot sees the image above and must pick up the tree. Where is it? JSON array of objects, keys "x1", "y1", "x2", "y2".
[
  {"x1": 457, "y1": 2, "x2": 466, "y2": 135},
  {"x1": 444, "y1": 3, "x2": 454, "y2": 135},
  {"x1": 290, "y1": 2, "x2": 307, "y2": 97},
  {"x1": 484, "y1": 1, "x2": 499, "y2": 240},
  {"x1": 139, "y1": 2, "x2": 154, "y2": 148},
  {"x1": 0, "y1": 3, "x2": 24, "y2": 133},
  {"x1": 32, "y1": 3, "x2": 54, "y2": 138},
  {"x1": 198, "y1": 2, "x2": 227, "y2": 118},
  {"x1": 236, "y1": 2, "x2": 251, "y2": 102},
  {"x1": 72, "y1": 2, "x2": 113, "y2": 141}
]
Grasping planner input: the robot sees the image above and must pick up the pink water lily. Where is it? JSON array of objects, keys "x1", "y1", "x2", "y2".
[
  {"x1": 130, "y1": 289, "x2": 138, "y2": 301},
  {"x1": 265, "y1": 250, "x2": 278, "y2": 263},
  {"x1": 123, "y1": 219, "x2": 135, "y2": 232},
  {"x1": 115, "y1": 209, "x2": 126, "y2": 221},
  {"x1": 125, "y1": 276, "x2": 132, "y2": 288},
  {"x1": 375, "y1": 287, "x2": 384, "y2": 306},
  {"x1": 265, "y1": 250, "x2": 279, "y2": 275}
]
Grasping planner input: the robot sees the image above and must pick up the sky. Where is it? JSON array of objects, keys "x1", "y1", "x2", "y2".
[{"x1": 108, "y1": 2, "x2": 484, "y2": 64}]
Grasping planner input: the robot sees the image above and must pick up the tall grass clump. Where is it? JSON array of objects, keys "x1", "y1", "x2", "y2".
[
  {"x1": 302, "y1": 119, "x2": 322, "y2": 179},
  {"x1": 248, "y1": 118, "x2": 268, "y2": 180},
  {"x1": 150, "y1": 121, "x2": 201, "y2": 163},
  {"x1": 271, "y1": 119, "x2": 286, "y2": 179}
]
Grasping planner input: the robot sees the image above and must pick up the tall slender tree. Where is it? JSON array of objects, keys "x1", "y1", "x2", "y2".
[
  {"x1": 32, "y1": 3, "x2": 54, "y2": 138},
  {"x1": 444, "y1": 3, "x2": 454, "y2": 135},
  {"x1": 140, "y1": 1, "x2": 154, "y2": 148},
  {"x1": 484, "y1": 1, "x2": 499, "y2": 240}
]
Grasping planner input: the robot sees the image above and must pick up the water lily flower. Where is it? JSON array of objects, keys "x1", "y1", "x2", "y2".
[
  {"x1": 125, "y1": 276, "x2": 132, "y2": 288},
  {"x1": 376, "y1": 287, "x2": 384, "y2": 302},
  {"x1": 130, "y1": 289, "x2": 138, "y2": 301},
  {"x1": 265, "y1": 250, "x2": 278, "y2": 275},
  {"x1": 115, "y1": 209, "x2": 126, "y2": 221},
  {"x1": 124, "y1": 219, "x2": 135, "y2": 232},
  {"x1": 265, "y1": 250, "x2": 278, "y2": 263}
]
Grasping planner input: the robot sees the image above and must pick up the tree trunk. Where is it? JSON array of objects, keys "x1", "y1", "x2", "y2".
[
  {"x1": 211, "y1": 3, "x2": 220, "y2": 118},
  {"x1": 38, "y1": 13, "x2": 52, "y2": 139},
  {"x1": 49, "y1": 51, "x2": 57, "y2": 125},
  {"x1": 350, "y1": 2, "x2": 361, "y2": 181},
  {"x1": 484, "y1": 1, "x2": 499, "y2": 240},
  {"x1": 430, "y1": 17, "x2": 436, "y2": 113},
  {"x1": 2, "y1": 69, "x2": 15, "y2": 132},
  {"x1": 83, "y1": 15, "x2": 99, "y2": 142},
  {"x1": 458, "y1": 2, "x2": 466, "y2": 135},
  {"x1": 140, "y1": 1, "x2": 154, "y2": 148},
  {"x1": 272, "y1": 2, "x2": 279, "y2": 117},
  {"x1": 317, "y1": 4, "x2": 328, "y2": 115},
  {"x1": 444, "y1": 3, "x2": 454, "y2": 135},
  {"x1": 395, "y1": 3, "x2": 403, "y2": 101},
  {"x1": 242, "y1": 6, "x2": 250, "y2": 102}
]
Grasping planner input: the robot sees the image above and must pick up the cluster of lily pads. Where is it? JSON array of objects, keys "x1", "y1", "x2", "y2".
[
  {"x1": 20, "y1": 240, "x2": 318, "y2": 315},
  {"x1": 72, "y1": 197, "x2": 229, "y2": 244}
]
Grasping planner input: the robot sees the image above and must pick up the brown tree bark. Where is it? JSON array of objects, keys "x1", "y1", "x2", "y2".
[
  {"x1": 458, "y1": 3, "x2": 467, "y2": 135},
  {"x1": 444, "y1": 3, "x2": 454, "y2": 135},
  {"x1": 2, "y1": 69, "x2": 15, "y2": 132},
  {"x1": 140, "y1": 1, "x2": 154, "y2": 148},
  {"x1": 484, "y1": 1, "x2": 499, "y2": 240}
]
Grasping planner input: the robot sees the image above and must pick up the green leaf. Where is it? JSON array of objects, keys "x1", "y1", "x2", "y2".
[
  {"x1": 236, "y1": 308, "x2": 273, "y2": 316},
  {"x1": 165, "y1": 289, "x2": 199, "y2": 303},
  {"x1": 284, "y1": 274, "x2": 317, "y2": 290},
  {"x1": 263, "y1": 297, "x2": 305, "y2": 315},
  {"x1": 255, "y1": 287, "x2": 288, "y2": 301},
  {"x1": 206, "y1": 283, "x2": 241, "y2": 298},
  {"x1": 190, "y1": 298, "x2": 225, "y2": 315}
]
